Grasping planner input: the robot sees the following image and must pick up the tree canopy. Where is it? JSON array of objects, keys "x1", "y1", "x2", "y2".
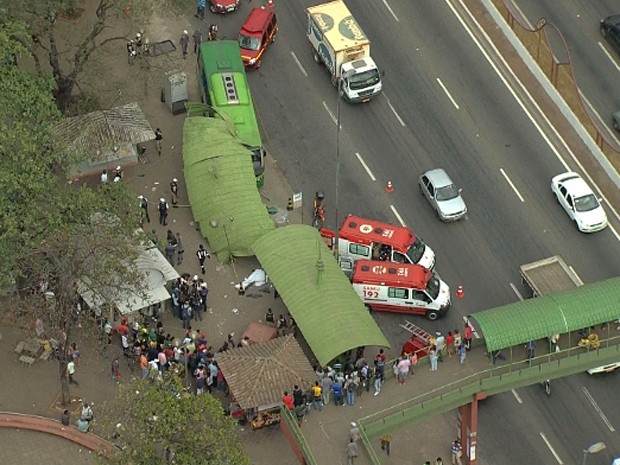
[
  {"x1": 0, "y1": 21, "x2": 146, "y2": 405},
  {"x1": 99, "y1": 376, "x2": 251, "y2": 465}
]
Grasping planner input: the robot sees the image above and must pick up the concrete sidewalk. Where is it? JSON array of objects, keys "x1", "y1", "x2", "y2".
[{"x1": 300, "y1": 346, "x2": 493, "y2": 465}]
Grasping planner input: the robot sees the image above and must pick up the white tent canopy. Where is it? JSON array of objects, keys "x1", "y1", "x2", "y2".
[{"x1": 78, "y1": 243, "x2": 179, "y2": 316}]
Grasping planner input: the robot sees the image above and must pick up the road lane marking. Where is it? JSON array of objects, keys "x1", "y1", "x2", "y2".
[
  {"x1": 500, "y1": 168, "x2": 524, "y2": 202},
  {"x1": 384, "y1": 94, "x2": 406, "y2": 127},
  {"x1": 390, "y1": 205, "x2": 406, "y2": 226},
  {"x1": 449, "y1": 0, "x2": 620, "y2": 237},
  {"x1": 355, "y1": 152, "x2": 376, "y2": 181},
  {"x1": 436, "y1": 78, "x2": 460, "y2": 109},
  {"x1": 598, "y1": 42, "x2": 620, "y2": 72},
  {"x1": 511, "y1": 389, "x2": 523, "y2": 404},
  {"x1": 539, "y1": 432, "x2": 564, "y2": 464},
  {"x1": 510, "y1": 282, "x2": 524, "y2": 300},
  {"x1": 322, "y1": 101, "x2": 338, "y2": 126},
  {"x1": 290, "y1": 51, "x2": 308, "y2": 77},
  {"x1": 582, "y1": 386, "x2": 616, "y2": 432},
  {"x1": 382, "y1": 0, "x2": 399, "y2": 22}
]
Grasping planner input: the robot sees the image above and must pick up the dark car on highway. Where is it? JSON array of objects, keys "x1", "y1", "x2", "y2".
[{"x1": 600, "y1": 15, "x2": 620, "y2": 54}]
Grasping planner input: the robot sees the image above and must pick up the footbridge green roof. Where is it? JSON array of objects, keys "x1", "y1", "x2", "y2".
[
  {"x1": 183, "y1": 107, "x2": 274, "y2": 261},
  {"x1": 253, "y1": 225, "x2": 390, "y2": 366},
  {"x1": 472, "y1": 277, "x2": 620, "y2": 352}
]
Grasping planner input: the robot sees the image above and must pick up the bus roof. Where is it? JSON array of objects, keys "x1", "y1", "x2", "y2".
[
  {"x1": 198, "y1": 40, "x2": 262, "y2": 149},
  {"x1": 339, "y1": 215, "x2": 416, "y2": 248},
  {"x1": 352, "y1": 260, "x2": 431, "y2": 289}
]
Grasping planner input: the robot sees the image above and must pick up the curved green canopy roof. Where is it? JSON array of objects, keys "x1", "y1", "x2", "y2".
[
  {"x1": 472, "y1": 277, "x2": 620, "y2": 352},
  {"x1": 183, "y1": 106, "x2": 274, "y2": 261},
  {"x1": 253, "y1": 225, "x2": 390, "y2": 366}
]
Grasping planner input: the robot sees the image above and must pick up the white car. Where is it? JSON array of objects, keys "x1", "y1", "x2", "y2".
[
  {"x1": 587, "y1": 362, "x2": 620, "y2": 375},
  {"x1": 551, "y1": 172, "x2": 608, "y2": 233}
]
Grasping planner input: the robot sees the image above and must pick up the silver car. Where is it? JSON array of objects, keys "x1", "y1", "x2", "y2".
[{"x1": 418, "y1": 169, "x2": 467, "y2": 222}]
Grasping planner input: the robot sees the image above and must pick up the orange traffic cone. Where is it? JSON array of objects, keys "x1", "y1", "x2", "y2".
[
  {"x1": 386, "y1": 181, "x2": 394, "y2": 192},
  {"x1": 456, "y1": 285, "x2": 464, "y2": 298}
]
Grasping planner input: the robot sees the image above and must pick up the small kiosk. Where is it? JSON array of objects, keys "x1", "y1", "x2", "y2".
[{"x1": 217, "y1": 335, "x2": 315, "y2": 430}]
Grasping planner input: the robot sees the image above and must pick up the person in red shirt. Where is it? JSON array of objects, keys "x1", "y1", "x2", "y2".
[
  {"x1": 446, "y1": 331, "x2": 455, "y2": 357},
  {"x1": 282, "y1": 391, "x2": 294, "y2": 410}
]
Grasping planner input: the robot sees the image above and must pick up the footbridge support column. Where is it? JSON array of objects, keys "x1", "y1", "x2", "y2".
[{"x1": 458, "y1": 392, "x2": 487, "y2": 465}]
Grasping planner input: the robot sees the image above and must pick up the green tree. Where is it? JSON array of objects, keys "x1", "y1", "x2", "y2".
[
  {"x1": 98, "y1": 376, "x2": 251, "y2": 465},
  {"x1": 0, "y1": 22, "x2": 147, "y2": 406},
  {"x1": 1, "y1": 0, "x2": 187, "y2": 112}
]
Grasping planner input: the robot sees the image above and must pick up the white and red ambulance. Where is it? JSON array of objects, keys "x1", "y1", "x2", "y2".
[
  {"x1": 351, "y1": 260, "x2": 450, "y2": 320},
  {"x1": 320, "y1": 215, "x2": 435, "y2": 270}
]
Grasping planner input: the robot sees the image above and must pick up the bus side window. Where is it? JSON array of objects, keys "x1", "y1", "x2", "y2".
[{"x1": 393, "y1": 251, "x2": 407, "y2": 263}]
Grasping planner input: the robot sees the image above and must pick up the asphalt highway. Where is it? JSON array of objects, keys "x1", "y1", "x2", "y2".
[
  {"x1": 509, "y1": 0, "x2": 620, "y2": 139},
  {"x1": 213, "y1": 0, "x2": 620, "y2": 463}
]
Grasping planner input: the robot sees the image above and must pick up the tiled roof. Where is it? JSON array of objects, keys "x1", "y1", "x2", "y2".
[{"x1": 217, "y1": 335, "x2": 315, "y2": 410}]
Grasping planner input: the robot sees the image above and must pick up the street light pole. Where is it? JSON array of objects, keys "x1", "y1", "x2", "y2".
[
  {"x1": 209, "y1": 217, "x2": 236, "y2": 277},
  {"x1": 581, "y1": 441, "x2": 606, "y2": 465},
  {"x1": 334, "y1": 77, "x2": 344, "y2": 261}
]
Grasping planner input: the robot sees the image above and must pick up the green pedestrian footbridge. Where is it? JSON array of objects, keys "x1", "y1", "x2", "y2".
[{"x1": 279, "y1": 277, "x2": 620, "y2": 465}]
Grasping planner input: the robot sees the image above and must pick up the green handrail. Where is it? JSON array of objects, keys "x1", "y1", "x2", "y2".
[{"x1": 279, "y1": 406, "x2": 318, "y2": 465}]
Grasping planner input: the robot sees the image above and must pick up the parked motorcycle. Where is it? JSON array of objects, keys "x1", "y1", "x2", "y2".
[{"x1": 312, "y1": 191, "x2": 325, "y2": 229}]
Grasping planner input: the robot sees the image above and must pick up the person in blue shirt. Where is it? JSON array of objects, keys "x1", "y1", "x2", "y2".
[{"x1": 331, "y1": 380, "x2": 343, "y2": 406}]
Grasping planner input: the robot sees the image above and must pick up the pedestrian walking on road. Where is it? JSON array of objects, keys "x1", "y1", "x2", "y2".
[
  {"x1": 180, "y1": 30, "x2": 190, "y2": 58},
  {"x1": 113, "y1": 165, "x2": 123, "y2": 182},
  {"x1": 453, "y1": 329, "x2": 462, "y2": 348},
  {"x1": 193, "y1": 29, "x2": 203, "y2": 53},
  {"x1": 429, "y1": 346, "x2": 439, "y2": 371},
  {"x1": 81, "y1": 402, "x2": 94, "y2": 422},
  {"x1": 349, "y1": 422, "x2": 360, "y2": 442},
  {"x1": 380, "y1": 433, "x2": 391, "y2": 456},
  {"x1": 436, "y1": 458, "x2": 444, "y2": 465},
  {"x1": 138, "y1": 195, "x2": 150, "y2": 224},
  {"x1": 451, "y1": 439, "x2": 463, "y2": 465},
  {"x1": 321, "y1": 375, "x2": 332, "y2": 405},
  {"x1": 158, "y1": 198, "x2": 169, "y2": 225},
  {"x1": 100, "y1": 169, "x2": 108, "y2": 183},
  {"x1": 311, "y1": 381, "x2": 323, "y2": 412},
  {"x1": 140, "y1": 353, "x2": 148, "y2": 379},
  {"x1": 196, "y1": 0, "x2": 206, "y2": 20},
  {"x1": 435, "y1": 332, "x2": 445, "y2": 362},
  {"x1": 165, "y1": 240, "x2": 176, "y2": 264},
  {"x1": 373, "y1": 368, "x2": 383, "y2": 396},
  {"x1": 346, "y1": 438, "x2": 358, "y2": 465},
  {"x1": 61, "y1": 409, "x2": 70, "y2": 426},
  {"x1": 176, "y1": 232, "x2": 184, "y2": 265},
  {"x1": 170, "y1": 178, "x2": 179, "y2": 204},
  {"x1": 464, "y1": 323, "x2": 473, "y2": 350},
  {"x1": 458, "y1": 343, "x2": 466, "y2": 364},
  {"x1": 196, "y1": 244, "x2": 210, "y2": 274},
  {"x1": 111, "y1": 357, "x2": 120, "y2": 381},
  {"x1": 446, "y1": 331, "x2": 455, "y2": 357},
  {"x1": 66, "y1": 360, "x2": 78, "y2": 385},
  {"x1": 155, "y1": 128, "x2": 163, "y2": 156}
]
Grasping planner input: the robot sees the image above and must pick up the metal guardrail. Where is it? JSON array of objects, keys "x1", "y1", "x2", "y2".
[
  {"x1": 358, "y1": 336, "x2": 620, "y2": 439},
  {"x1": 359, "y1": 424, "x2": 381, "y2": 465},
  {"x1": 279, "y1": 406, "x2": 318, "y2": 465}
]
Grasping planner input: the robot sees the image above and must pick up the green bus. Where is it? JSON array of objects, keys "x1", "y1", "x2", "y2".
[{"x1": 197, "y1": 40, "x2": 265, "y2": 187}]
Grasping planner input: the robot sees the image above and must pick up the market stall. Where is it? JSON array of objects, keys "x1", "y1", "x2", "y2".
[{"x1": 217, "y1": 335, "x2": 315, "y2": 430}]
